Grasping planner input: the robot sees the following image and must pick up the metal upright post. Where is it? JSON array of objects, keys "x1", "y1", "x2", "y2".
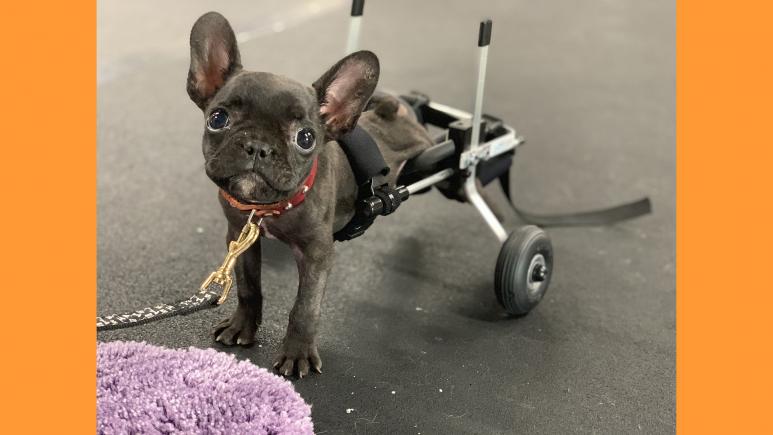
[
  {"x1": 470, "y1": 19, "x2": 491, "y2": 151},
  {"x1": 346, "y1": 0, "x2": 365, "y2": 54},
  {"x1": 463, "y1": 19, "x2": 508, "y2": 242}
]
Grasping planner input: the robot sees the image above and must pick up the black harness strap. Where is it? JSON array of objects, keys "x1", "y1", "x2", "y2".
[
  {"x1": 336, "y1": 124, "x2": 389, "y2": 185},
  {"x1": 334, "y1": 124, "x2": 390, "y2": 241}
]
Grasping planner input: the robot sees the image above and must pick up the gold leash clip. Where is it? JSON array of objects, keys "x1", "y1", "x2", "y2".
[{"x1": 200, "y1": 211, "x2": 262, "y2": 304}]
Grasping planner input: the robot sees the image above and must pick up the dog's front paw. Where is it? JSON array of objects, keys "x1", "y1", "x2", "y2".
[
  {"x1": 273, "y1": 336, "x2": 322, "y2": 378},
  {"x1": 213, "y1": 308, "x2": 258, "y2": 346}
]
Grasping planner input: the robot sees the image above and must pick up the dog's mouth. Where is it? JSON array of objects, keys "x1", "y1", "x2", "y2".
[{"x1": 214, "y1": 171, "x2": 295, "y2": 205}]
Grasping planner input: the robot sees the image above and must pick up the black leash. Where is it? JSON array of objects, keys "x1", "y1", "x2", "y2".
[{"x1": 97, "y1": 290, "x2": 222, "y2": 331}]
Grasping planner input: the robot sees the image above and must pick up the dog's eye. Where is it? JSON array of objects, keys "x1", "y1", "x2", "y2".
[
  {"x1": 207, "y1": 108, "x2": 230, "y2": 131},
  {"x1": 295, "y1": 127, "x2": 315, "y2": 151}
]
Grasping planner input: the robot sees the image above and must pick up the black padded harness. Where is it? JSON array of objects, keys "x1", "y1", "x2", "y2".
[
  {"x1": 333, "y1": 124, "x2": 390, "y2": 241},
  {"x1": 337, "y1": 124, "x2": 389, "y2": 185}
]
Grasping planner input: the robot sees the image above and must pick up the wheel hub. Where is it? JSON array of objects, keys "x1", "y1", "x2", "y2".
[
  {"x1": 526, "y1": 254, "x2": 548, "y2": 296},
  {"x1": 531, "y1": 263, "x2": 548, "y2": 282}
]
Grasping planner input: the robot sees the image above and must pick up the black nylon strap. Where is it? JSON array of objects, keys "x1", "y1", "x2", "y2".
[
  {"x1": 511, "y1": 197, "x2": 652, "y2": 227},
  {"x1": 499, "y1": 170, "x2": 652, "y2": 227}
]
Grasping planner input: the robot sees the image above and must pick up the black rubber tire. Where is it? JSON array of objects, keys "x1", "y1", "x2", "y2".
[{"x1": 495, "y1": 225, "x2": 554, "y2": 315}]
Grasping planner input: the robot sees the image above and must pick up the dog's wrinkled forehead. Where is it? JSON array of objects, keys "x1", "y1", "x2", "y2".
[{"x1": 211, "y1": 72, "x2": 318, "y2": 122}]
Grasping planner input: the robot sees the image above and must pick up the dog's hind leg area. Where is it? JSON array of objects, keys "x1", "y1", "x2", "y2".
[
  {"x1": 370, "y1": 92, "x2": 400, "y2": 120},
  {"x1": 214, "y1": 228, "x2": 262, "y2": 346}
]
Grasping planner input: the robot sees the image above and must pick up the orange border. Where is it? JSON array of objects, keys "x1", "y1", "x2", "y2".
[
  {"x1": 2, "y1": 0, "x2": 772, "y2": 432},
  {"x1": 0, "y1": 1, "x2": 95, "y2": 433},
  {"x1": 678, "y1": 0, "x2": 773, "y2": 433}
]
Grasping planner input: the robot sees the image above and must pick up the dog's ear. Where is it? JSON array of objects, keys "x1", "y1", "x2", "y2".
[
  {"x1": 187, "y1": 12, "x2": 242, "y2": 110},
  {"x1": 312, "y1": 51, "x2": 379, "y2": 139}
]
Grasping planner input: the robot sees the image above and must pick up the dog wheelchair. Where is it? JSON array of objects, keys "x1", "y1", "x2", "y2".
[{"x1": 338, "y1": 2, "x2": 651, "y2": 316}]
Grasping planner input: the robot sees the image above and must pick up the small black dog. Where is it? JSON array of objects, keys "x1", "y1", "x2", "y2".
[{"x1": 187, "y1": 12, "x2": 432, "y2": 377}]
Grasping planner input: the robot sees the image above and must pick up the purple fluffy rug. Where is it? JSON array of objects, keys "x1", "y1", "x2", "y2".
[{"x1": 97, "y1": 341, "x2": 313, "y2": 434}]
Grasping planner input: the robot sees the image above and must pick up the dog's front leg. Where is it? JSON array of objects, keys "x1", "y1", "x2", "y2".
[
  {"x1": 274, "y1": 236, "x2": 334, "y2": 378},
  {"x1": 213, "y1": 223, "x2": 262, "y2": 346}
]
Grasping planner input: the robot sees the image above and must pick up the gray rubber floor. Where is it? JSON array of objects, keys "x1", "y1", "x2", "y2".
[{"x1": 97, "y1": 0, "x2": 675, "y2": 433}]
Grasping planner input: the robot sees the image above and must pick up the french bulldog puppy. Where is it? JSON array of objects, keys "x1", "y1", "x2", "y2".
[{"x1": 187, "y1": 12, "x2": 433, "y2": 377}]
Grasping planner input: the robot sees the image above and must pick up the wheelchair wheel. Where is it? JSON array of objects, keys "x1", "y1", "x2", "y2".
[{"x1": 495, "y1": 225, "x2": 553, "y2": 315}]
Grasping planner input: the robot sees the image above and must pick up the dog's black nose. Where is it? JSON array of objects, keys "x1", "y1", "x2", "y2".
[
  {"x1": 240, "y1": 140, "x2": 272, "y2": 159},
  {"x1": 243, "y1": 142, "x2": 257, "y2": 156},
  {"x1": 255, "y1": 144, "x2": 272, "y2": 159}
]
